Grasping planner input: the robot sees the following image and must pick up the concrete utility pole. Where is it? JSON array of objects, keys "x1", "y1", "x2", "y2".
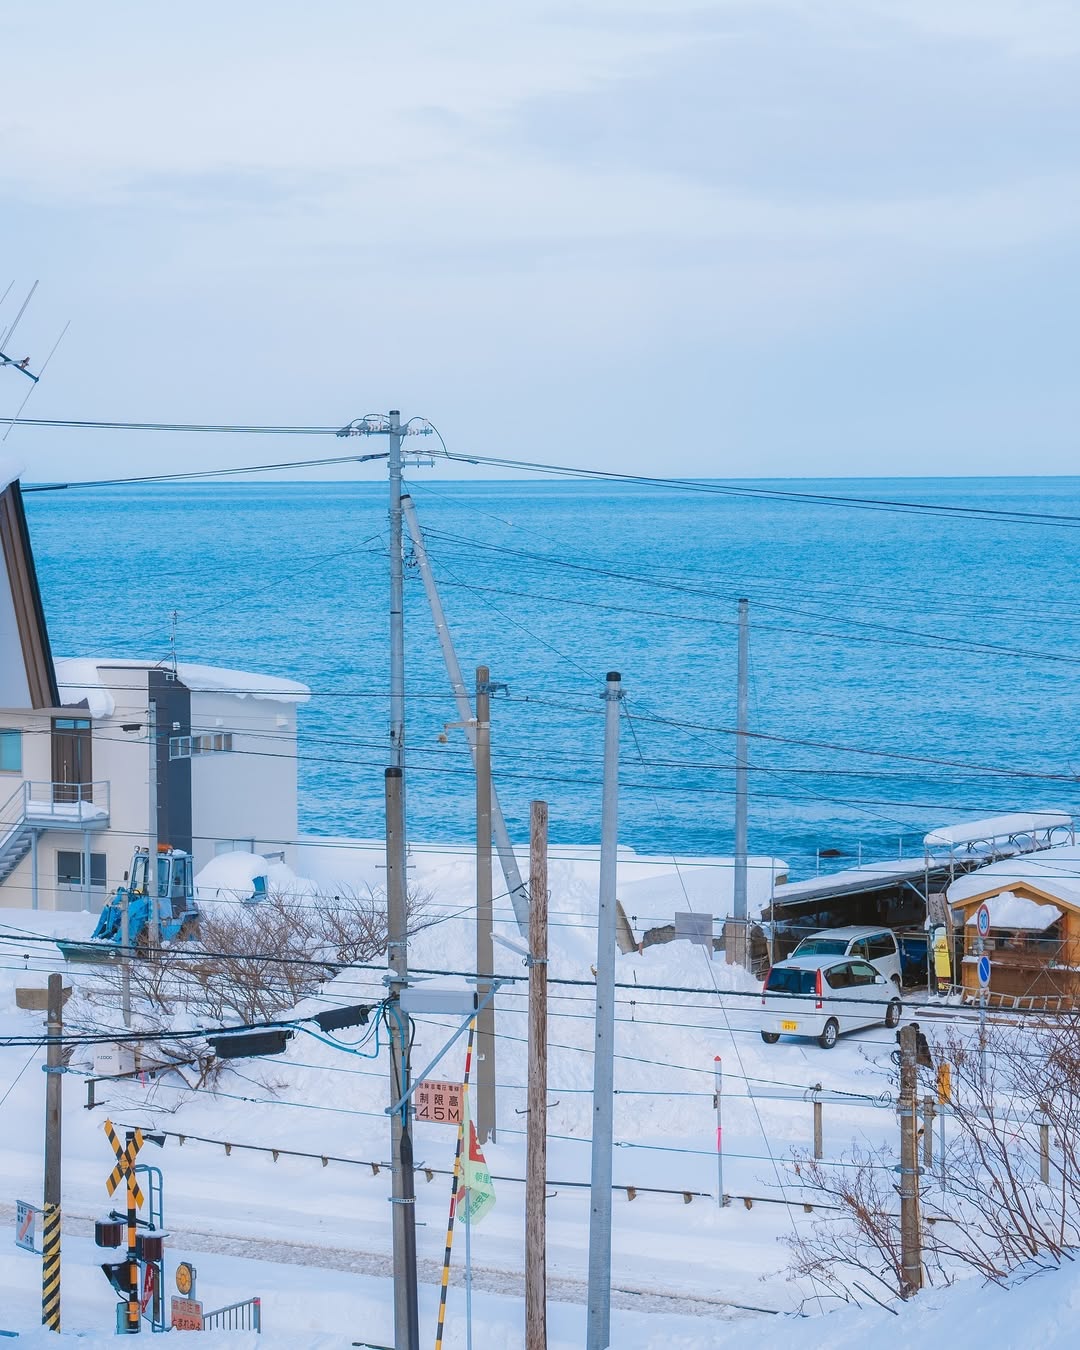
[
  {"x1": 41, "y1": 973, "x2": 63, "y2": 1332},
  {"x1": 385, "y1": 767, "x2": 419, "y2": 1349},
  {"x1": 730, "y1": 598, "x2": 750, "y2": 968},
  {"x1": 475, "y1": 667, "x2": 497, "y2": 1143},
  {"x1": 526, "y1": 800, "x2": 549, "y2": 1350},
  {"x1": 898, "y1": 1023, "x2": 923, "y2": 1298},
  {"x1": 147, "y1": 698, "x2": 160, "y2": 952},
  {"x1": 587, "y1": 672, "x2": 623, "y2": 1350},
  {"x1": 400, "y1": 494, "x2": 531, "y2": 935}
]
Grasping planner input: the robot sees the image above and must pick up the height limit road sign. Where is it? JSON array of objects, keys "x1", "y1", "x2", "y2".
[{"x1": 414, "y1": 1080, "x2": 463, "y2": 1126}]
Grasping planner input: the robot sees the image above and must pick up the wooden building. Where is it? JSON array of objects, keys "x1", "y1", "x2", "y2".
[{"x1": 947, "y1": 846, "x2": 1080, "y2": 1005}]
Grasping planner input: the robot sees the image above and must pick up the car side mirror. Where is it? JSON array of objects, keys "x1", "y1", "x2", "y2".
[{"x1": 874, "y1": 974, "x2": 885, "y2": 984}]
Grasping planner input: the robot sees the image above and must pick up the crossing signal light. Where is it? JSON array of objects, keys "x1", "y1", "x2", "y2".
[
  {"x1": 101, "y1": 1261, "x2": 130, "y2": 1296},
  {"x1": 313, "y1": 1003, "x2": 373, "y2": 1033},
  {"x1": 208, "y1": 1030, "x2": 291, "y2": 1059}
]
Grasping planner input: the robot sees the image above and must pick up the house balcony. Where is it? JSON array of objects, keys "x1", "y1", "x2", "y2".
[{"x1": 1, "y1": 781, "x2": 111, "y2": 888}]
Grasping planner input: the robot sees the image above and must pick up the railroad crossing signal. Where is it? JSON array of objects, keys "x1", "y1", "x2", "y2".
[{"x1": 104, "y1": 1120, "x2": 145, "y2": 1209}]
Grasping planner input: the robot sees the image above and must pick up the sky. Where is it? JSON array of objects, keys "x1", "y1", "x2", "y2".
[{"x1": 1, "y1": 0, "x2": 1078, "y2": 482}]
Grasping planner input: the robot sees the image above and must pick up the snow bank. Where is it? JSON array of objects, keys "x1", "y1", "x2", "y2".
[
  {"x1": 195, "y1": 850, "x2": 317, "y2": 904},
  {"x1": 55, "y1": 656, "x2": 310, "y2": 717}
]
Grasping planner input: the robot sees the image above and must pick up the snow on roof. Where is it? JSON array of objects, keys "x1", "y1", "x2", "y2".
[
  {"x1": 55, "y1": 656, "x2": 310, "y2": 717},
  {"x1": 947, "y1": 843, "x2": 1080, "y2": 911},
  {"x1": 0, "y1": 457, "x2": 24, "y2": 494},
  {"x1": 771, "y1": 857, "x2": 930, "y2": 907},
  {"x1": 963, "y1": 890, "x2": 1062, "y2": 931},
  {"x1": 924, "y1": 811, "x2": 1072, "y2": 850}
]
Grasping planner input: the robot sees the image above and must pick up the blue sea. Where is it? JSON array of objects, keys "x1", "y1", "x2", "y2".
[{"x1": 23, "y1": 476, "x2": 1080, "y2": 876}]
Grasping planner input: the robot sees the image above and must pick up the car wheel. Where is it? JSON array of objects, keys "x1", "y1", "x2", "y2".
[
  {"x1": 885, "y1": 998, "x2": 902, "y2": 1029},
  {"x1": 760, "y1": 1031, "x2": 780, "y2": 1044},
  {"x1": 819, "y1": 1019, "x2": 839, "y2": 1050}
]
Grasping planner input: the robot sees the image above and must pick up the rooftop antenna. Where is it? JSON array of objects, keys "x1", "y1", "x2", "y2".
[
  {"x1": 169, "y1": 611, "x2": 180, "y2": 676},
  {"x1": 0, "y1": 279, "x2": 39, "y2": 355},
  {"x1": 2, "y1": 318, "x2": 70, "y2": 443}
]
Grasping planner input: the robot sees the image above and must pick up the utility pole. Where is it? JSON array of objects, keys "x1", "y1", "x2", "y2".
[
  {"x1": 587, "y1": 672, "x2": 623, "y2": 1350},
  {"x1": 730, "y1": 598, "x2": 749, "y2": 968},
  {"x1": 385, "y1": 767, "x2": 419, "y2": 1349},
  {"x1": 388, "y1": 410, "x2": 405, "y2": 777},
  {"x1": 42, "y1": 972, "x2": 63, "y2": 1332},
  {"x1": 475, "y1": 666, "x2": 496, "y2": 1142},
  {"x1": 898, "y1": 1023, "x2": 923, "y2": 1298},
  {"x1": 400, "y1": 494, "x2": 530, "y2": 934},
  {"x1": 526, "y1": 800, "x2": 549, "y2": 1350},
  {"x1": 120, "y1": 895, "x2": 132, "y2": 1030},
  {"x1": 147, "y1": 698, "x2": 160, "y2": 953}
]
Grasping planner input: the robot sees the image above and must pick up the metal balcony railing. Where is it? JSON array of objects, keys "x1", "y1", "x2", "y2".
[{"x1": 23, "y1": 780, "x2": 111, "y2": 826}]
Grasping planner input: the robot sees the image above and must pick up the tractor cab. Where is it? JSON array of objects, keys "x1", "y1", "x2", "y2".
[{"x1": 81, "y1": 845, "x2": 199, "y2": 952}]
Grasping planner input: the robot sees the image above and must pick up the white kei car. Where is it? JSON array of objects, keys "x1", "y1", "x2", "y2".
[
  {"x1": 789, "y1": 926, "x2": 903, "y2": 989},
  {"x1": 759, "y1": 954, "x2": 902, "y2": 1049}
]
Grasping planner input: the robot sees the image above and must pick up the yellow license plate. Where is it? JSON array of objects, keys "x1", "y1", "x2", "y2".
[{"x1": 781, "y1": 1019, "x2": 798, "y2": 1032}]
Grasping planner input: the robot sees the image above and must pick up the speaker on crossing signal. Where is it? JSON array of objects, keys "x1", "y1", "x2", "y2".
[{"x1": 101, "y1": 1261, "x2": 130, "y2": 1296}]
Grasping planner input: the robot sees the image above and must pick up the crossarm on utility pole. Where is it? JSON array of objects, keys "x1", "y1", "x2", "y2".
[{"x1": 386, "y1": 980, "x2": 507, "y2": 1117}]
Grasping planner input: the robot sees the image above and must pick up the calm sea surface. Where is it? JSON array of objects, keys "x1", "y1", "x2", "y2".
[{"x1": 23, "y1": 476, "x2": 1080, "y2": 876}]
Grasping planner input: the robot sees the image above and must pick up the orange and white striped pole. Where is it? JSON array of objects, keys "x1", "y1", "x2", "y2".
[{"x1": 434, "y1": 1019, "x2": 475, "y2": 1350}]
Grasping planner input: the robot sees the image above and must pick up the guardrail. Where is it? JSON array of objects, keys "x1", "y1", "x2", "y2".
[{"x1": 202, "y1": 1296, "x2": 261, "y2": 1333}]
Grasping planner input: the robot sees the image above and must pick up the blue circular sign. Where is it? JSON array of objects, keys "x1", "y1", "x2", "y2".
[{"x1": 978, "y1": 954, "x2": 992, "y2": 988}]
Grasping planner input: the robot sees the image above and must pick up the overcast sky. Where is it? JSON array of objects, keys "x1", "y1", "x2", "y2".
[{"x1": 1, "y1": 1, "x2": 1078, "y2": 481}]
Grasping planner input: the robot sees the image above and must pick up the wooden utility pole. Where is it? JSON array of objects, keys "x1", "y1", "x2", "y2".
[
  {"x1": 526, "y1": 800, "x2": 549, "y2": 1350},
  {"x1": 475, "y1": 666, "x2": 496, "y2": 1142},
  {"x1": 42, "y1": 973, "x2": 63, "y2": 1331},
  {"x1": 898, "y1": 1023, "x2": 923, "y2": 1297}
]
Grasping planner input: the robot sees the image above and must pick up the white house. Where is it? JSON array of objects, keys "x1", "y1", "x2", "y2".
[{"x1": 0, "y1": 473, "x2": 308, "y2": 912}]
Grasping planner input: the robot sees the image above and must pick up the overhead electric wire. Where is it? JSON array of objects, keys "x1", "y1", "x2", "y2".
[{"x1": 8, "y1": 420, "x2": 1080, "y2": 529}]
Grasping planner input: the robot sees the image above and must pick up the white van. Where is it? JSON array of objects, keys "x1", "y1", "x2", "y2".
[
  {"x1": 760, "y1": 955, "x2": 902, "y2": 1048},
  {"x1": 790, "y1": 926, "x2": 902, "y2": 989}
]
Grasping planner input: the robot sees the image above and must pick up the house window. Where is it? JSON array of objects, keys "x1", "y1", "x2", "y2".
[
  {"x1": 169, "y1": 732, "x2": 234, "y2": 759},
  {"x1": 0, "y1": 729, "x2": 21, "y2": 772},
  {"x1": 56, "y1": 851, "x2": 107, "y2": 888}
]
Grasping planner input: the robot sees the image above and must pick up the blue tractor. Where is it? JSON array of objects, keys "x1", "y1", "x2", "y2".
[{"x1": 59, "y1": 846, "x2": 200, "y2": 962}]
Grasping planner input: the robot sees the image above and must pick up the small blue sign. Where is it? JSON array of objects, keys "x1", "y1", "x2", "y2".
[{"x1": 978, "y1": 955, "x2": 991, "y2": 988}]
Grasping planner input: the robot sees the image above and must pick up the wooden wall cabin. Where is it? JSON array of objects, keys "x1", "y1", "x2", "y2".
[{"x1": 953, "y1": 882, "x2": 1080, "y2": 1005}]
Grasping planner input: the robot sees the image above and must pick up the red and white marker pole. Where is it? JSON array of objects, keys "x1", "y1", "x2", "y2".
[{"x1": 713, "y1": 1055, "x2": 725, "y2": 1208}]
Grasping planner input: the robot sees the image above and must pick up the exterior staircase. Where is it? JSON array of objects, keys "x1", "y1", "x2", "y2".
[{"x1": 0, "y1": 781, "x2": 111, "y2": 888}]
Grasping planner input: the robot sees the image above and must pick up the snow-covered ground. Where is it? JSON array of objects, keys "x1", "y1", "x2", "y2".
[{"x1": 0, "y1": 846, "x2": 1062, "y2": 1346}]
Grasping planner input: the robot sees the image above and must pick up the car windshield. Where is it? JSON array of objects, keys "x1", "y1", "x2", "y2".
[
  {"x1": 793, "y1": 938, "x2": 847, "y2": 956},
  {"x1": 766, "y1": 967, "x2": 818, "y2": 995}
]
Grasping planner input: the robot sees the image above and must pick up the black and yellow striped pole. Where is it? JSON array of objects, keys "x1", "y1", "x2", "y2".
[
  {"x1": 434, "y1": 1019, "x2": 475, "y2": 1350},
  {"x1": 42, "y1": 974, "x2": 64, "y2": 1332},
  {"x1": 125, "y1": 1131, "x2": 139, "y2": 1334},
  {"x1": 41, "y1": 1202, "x2": 61, "y2": 1330}
]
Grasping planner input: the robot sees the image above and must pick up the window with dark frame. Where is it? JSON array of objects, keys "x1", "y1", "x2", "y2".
[{"x1": 56, "y1": 851, "x2": 107, "y2": 887}]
